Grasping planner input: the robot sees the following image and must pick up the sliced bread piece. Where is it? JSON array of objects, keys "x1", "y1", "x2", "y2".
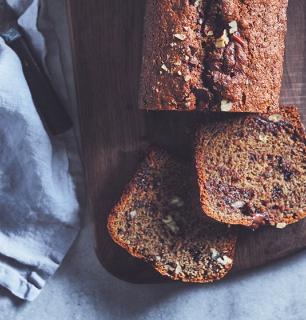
[
  {"x1": 195, "y1": 106, "x2": 306, "y2": 229},
  {"x1": 108, "y1": 148, "x2": 237, "y2": 283}
]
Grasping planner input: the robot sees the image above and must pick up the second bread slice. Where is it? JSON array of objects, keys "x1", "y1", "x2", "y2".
[
  {"x1": 195, "y1": 106, "x2": 306, "y2": 229},
  {"x1": 108, "y1": 147, "x2": 237, "y2": 283}
]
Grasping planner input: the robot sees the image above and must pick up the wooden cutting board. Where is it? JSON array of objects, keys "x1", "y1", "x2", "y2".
[{"x1": 67, "y1": 0, "x2": 306, "y2": 282}]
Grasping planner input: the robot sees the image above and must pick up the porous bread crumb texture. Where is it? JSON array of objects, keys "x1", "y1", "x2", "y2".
[
  {"x1": 139, "y1": 0, "x2": 288, "y2": 112},
  {"x1": 195, "y1": 106, "x2": 306, "y2": 229},
  {"x1": 108, "y1": 148, "x2": 237, "y2": 283}
]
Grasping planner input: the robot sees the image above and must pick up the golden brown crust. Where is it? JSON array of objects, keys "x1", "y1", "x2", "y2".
[
  {"x1": 139, "y1": 0, "x2": 288, "y2": 113},
  {"x1": 139, "y1": 0, "x2": 204, "y2": 111},
  {"x1": 214, "y1": 0, "x2": 288, "y2": 112},
  {"x1": 108, "y1": 147, "x2": 237, "y2": 283},
  {"x1": 195, "y1": 106, "x2": 306, "y2": 228}
]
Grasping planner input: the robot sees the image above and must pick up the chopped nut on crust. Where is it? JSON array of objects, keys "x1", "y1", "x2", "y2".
[
  {"x1": 216, "y1": 30, "x2": 229, "y2": 48},
  {"x1": 221, "y1": 100, "x2": 233, "y2": 112},
  {"x1": 276, "y1": 222, "x2": 287, "y2": 229},
  {"x1": 174, "y1": 33, "x2": 187, "y2": 41},
  {"x1": 229, "y1": 21, "x2": 238, "y2": 34},
  {"x1": 162, "y1": 215, "x2": 180, "y2": 233}
]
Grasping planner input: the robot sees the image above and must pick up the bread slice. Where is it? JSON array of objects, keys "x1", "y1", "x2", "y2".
[
  {"x1": 195, "y1": 106, "x2": 306, "y2": 229},
  {"x1": 139, "y1": 0, "x2": 288, "y2": 112},
  {"x1": 108, "y1": 148, "x2": 237, "y2": 283}
]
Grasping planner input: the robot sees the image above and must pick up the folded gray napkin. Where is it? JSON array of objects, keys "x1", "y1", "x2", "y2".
[{"x1": 0, "y1": 0, "x2": 80, "y2": 301}]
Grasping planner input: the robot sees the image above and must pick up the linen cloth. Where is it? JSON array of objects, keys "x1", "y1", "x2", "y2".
[{"x1": 0, "y1": 0, "x2": 81, "y2": 301}]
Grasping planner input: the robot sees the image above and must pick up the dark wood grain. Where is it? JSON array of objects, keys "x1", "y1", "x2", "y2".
[{"x1": 67, "y1": 0, "x2": 306, "y2": 282}]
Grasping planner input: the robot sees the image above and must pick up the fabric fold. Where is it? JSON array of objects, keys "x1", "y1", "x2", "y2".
[{"x1": 0, "y1": 0, "x2": 81, "y2": 301}]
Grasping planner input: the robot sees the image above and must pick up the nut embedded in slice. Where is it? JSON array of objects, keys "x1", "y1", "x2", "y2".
[
  {"x1": 215, "y1": 30, "x2": 230, "y2": 48},
  {"x1": 221, "y1": 100, "x2": 233, "y2": 112},
  {"x1": 174, "y1": 33, "x2": 187, "y2": 41},
  {"x1": 229, "y1": 21, "x2": 238, "y2": 34}
]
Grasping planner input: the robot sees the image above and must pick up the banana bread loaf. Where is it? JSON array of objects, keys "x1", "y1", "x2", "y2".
[
  {"x1": 108, "y1": 148, "x2": 237, "y2": 283},
  {"x1": 195, "y1": 106, "x2": 306, "y2": 229},
  {"x1": 139, "y1": 0, "x2": 288, "y2": 112}
]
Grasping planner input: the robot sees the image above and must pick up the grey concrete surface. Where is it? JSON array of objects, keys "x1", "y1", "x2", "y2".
[{"x1": 1, "y1": 212, "x2": 306, "y2": 320}]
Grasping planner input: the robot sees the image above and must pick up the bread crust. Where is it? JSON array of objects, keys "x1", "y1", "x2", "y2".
[
  {"x1": 139, "y1": 0, "x2": 204, "y2": 111},
  {"x1": 139, "y1": 0, "x2": 288, "y2": 113}
]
